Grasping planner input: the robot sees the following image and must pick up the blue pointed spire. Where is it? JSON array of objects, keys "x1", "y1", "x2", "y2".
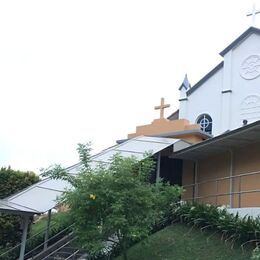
[{"x1": 179, "y1": 74, "x2": 191, "y2": 91}]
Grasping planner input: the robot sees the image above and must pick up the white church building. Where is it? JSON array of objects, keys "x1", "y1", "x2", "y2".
[{"x1": 175, "y1": 27, "x2": 260, "y2": 137}]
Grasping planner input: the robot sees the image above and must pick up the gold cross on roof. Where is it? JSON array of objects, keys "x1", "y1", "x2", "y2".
[{"x1": 154, "y1": 97, "x2": 170, "y2": 119}]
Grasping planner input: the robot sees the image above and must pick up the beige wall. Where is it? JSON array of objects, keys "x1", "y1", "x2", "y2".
[
  {"x1": 182, "y1": 142, "x2": 260, "y2": 208},
  {"x1": 128, "y1": 118, "x2": 205, "y2": 144}
]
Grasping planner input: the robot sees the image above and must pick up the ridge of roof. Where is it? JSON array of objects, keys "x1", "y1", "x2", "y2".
[
  {"x1": 220, "y1": 27, "x2": 260, "y2": 57},
  {"x1": 186, "y1": 61, "x2": 224, "y2": 96}
]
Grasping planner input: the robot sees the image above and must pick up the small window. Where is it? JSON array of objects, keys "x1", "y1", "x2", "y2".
[{"x1": 196, "y1": 114, "x2": 212, "y2": 134}]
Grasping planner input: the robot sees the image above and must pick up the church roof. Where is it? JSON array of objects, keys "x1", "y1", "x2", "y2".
[
  {"x1": 185, "y1": 27, "x2": 260, "y2": 97},
  {"x1": 172, "y1": 120, "x2": 260, "y2": 160},
  {"x1": 220, "y1": 27, "x2": 260, "y2": 57},
  {"x1": 187, "y1": 61, "x2": 224, "y2": 96}
]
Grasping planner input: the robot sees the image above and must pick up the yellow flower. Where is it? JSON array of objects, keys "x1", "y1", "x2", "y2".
[{"x1": 89, "y1": 194, "x2": 96, "y2": 200}]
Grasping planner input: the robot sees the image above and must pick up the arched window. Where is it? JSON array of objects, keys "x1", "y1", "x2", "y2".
[{"x1": 196, "y1": 114, "x2": 212, "y2": 134}]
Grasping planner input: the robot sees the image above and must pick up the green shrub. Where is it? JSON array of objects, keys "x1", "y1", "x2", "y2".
[
  {"x1": 252, "y1": 247, "x2": 260, "y2": 260},
  {"x1": 43, "y1": 146, "x2": 183, "y2": 260},
  {"x1": 0, "y1": 167, "x2": 39, "y2": 249},
  {"x1": 172, "y1": 202, "x2": 260, "y2": 248}
]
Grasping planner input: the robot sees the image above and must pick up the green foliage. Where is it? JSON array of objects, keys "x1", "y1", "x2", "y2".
[
  {"x1": 45, "y1": 143, "x2": 183, "y2": 259},
  {"x1": 77, "y1": 142, "x2": 92, "y2": 170},
  {"x1": 0, "y1": 166, "x2": 39, "y2": 199},
  {"x1": 252, "y1": 247, "x2": 260, "y2": 260},
  {"x1": 41, "y1": 164, "x2": 75, "y2": 185},
  {"x1": 0, "y1": 167, "x2": 39, "y2": 249},
  {"x1": 172, "y1": 202, "x2": 260, "y2": 250}
]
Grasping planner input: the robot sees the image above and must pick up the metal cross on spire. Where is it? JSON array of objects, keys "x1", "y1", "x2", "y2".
[
  {"x1": 247, "y1": 3, "x2": 260, "y2": 26},
  {"x1": 154, "y1": 97, "x2": 170, "y2": 119}
]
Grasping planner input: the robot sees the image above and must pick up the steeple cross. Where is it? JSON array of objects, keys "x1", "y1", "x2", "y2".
[
  {"x1": 247, "y1": 3, "x2": 260, "y2": 26},
  {"x1": 154, "y1": 97, "x2": 170, "y2": 119}
]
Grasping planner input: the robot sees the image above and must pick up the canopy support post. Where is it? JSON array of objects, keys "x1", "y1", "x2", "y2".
[
  {"x1": 19, "y1": 215, "x2": 29, "y2": 260},
  {"x1": 44, "y1": 209, "x2": 52, "y2": 250},
  {"x1": 156, "y1": 152, "x2": 161, "y2": 183},
  {"x1": 229, "y1": 150, "x2": 234, "y2": 207}
]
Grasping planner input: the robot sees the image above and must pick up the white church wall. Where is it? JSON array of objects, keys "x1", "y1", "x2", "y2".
[
  {"x1": 180, "y1": 68, "x2": 223, "y2": 136},
  {"x1": 228, "y1": 33, "x2": 260, "y2": 130},
  {"x1": 179, "y1": 30, "x2": 260, "y2": 137}
]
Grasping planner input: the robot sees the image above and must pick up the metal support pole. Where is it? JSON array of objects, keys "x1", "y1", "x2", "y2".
[
  {"x1": 156, "y1": 152, "x2": 161, "y2": 183},
  {"x1": 215, "y1": 180, "x2": 218, "y2": 206},
  {"x1": 194, "y1": 160, "x2": 198, "y2": 202},
  {"x1": 238, "y1": 176, "x2": 242, "y2": 208},
  {"x1": 19, "y1": 215, "x2": 30, "y2": 260},
  {"x1": 44, "y1": 209, "x2": 52, "y2": 250},
  {"x1": 229, "y1": 150, "x2": 234, "y2": 208}
]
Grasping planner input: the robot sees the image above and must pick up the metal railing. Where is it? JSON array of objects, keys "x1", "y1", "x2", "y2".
[
  {"x1": 0, "y1": 221, "x2": 57, "y2": 260},
  {"x1": 41, "y1": 236, "x2": 78, "y2": 260},
  {"x1": 24, "y1": 224, "x2": 75, "y2": 259},
  {"x1": 183, "y1": 170, "x2": 260, "y2": 207},
  {"x1": 0, "y1": 222, "x2": 74, "y2": 260}
]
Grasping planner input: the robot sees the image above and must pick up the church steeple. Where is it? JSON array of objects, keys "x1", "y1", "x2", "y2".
[{"x1": 179, "y1": 74, "x2": 191, "y2": 91}]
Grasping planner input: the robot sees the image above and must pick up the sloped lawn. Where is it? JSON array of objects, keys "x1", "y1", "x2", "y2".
[{"x1": 116, "y1": 223, "x2": 252, "y2": 260}]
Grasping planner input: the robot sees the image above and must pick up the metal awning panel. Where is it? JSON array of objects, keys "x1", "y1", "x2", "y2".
[
  {"x1": 0, "y1": 200, "x2": 37, "y2": 214},
  {"x1": 0, "y1": 135, "x2": 181, "y2": 215},
  {"x1": 39, "y1": 179, "x2": 72, "y2": 191},
  {"x1": 0, "y1": 177, "x2": 74, "y2": 214},
  {"x1": 92, "y1": 150, "x2": 145, "y2": 163},
  {"x1": 10, "y1": 187, "x2": 62, "y2": 213},
  {"x1": 91, "y1": 136, "x2": 180, "y2": 163}
]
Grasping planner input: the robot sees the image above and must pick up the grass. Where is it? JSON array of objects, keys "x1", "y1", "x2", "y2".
[
  {"x1": 31, "y1": 211, "x2": 71, "y2": 236},
  {"x1": 116, "y1": 223, "x2": 252, "y2": 260}
]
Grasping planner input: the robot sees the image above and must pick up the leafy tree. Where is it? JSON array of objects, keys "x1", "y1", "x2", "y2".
[
  {"x1": 0, "y1": 167, "x2": 39, "y2": 248},
  {"x1": 44, "y1": 143, "x2": 183, "y2": 260}
]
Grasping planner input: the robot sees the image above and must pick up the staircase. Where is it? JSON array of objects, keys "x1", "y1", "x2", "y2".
[{"x1": 37, "y1": 236, "x2": 87, "y2": 260}]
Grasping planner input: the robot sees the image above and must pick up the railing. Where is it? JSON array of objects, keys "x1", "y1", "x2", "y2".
[
  {"x1": 41, "y1": 236, "x2": 78, "y2": 260},
  {"x1": 0, "y1": 222, "x2": 74, "y2": 260},
  {"x1": 0, "y1": 221, "x2": 56, "y2": 260},
  {"x1": 183, "y1": 170, "x2": 260, "y2": 207},
  {"x1": 24, "y1": 224, "x2": 75, "y2": 259}
]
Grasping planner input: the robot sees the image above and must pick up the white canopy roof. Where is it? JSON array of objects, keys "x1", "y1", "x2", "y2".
[{"x1": 0, "y1": 136, "x2": 185, "y2": 215}]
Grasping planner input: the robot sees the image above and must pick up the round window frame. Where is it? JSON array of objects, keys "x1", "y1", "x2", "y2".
[{"x1": 196, "y1": 114, "x2": 213, "y2": 134}]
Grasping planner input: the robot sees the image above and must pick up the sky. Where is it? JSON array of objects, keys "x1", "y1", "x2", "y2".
[{"x1": 0, "y1": 0, "x2": 259, "y2": 173}]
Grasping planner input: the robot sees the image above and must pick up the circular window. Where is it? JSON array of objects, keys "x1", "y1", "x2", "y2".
[{"x1": 197, "y1": 114, "x2": 212, "y2": 134}]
